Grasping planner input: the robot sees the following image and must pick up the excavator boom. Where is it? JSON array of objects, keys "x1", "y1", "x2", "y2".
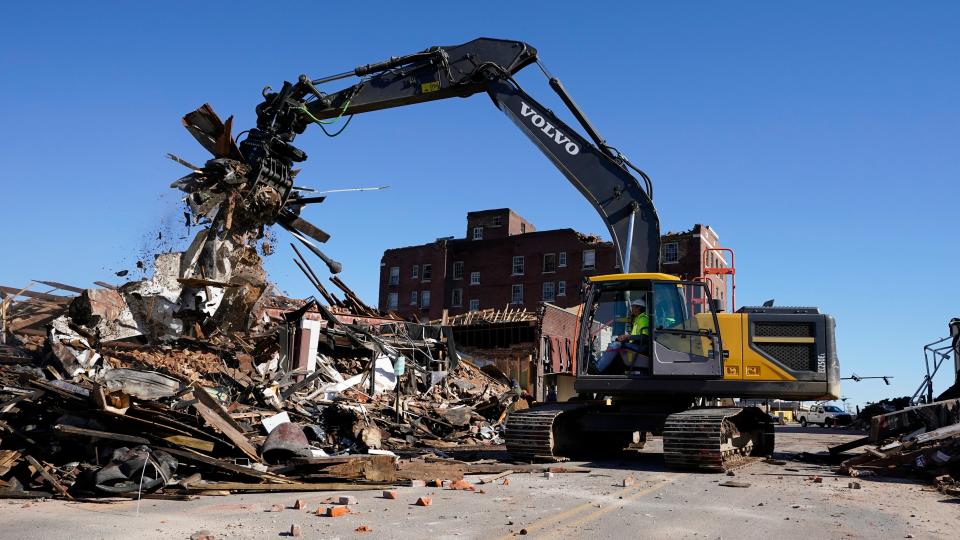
[{"x1": 244, "y1": 37, "x2": 659, "y2": 273}]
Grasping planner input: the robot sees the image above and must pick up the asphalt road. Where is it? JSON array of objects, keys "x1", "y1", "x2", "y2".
[{"x1": 1, "y1": 426, "x2": 957, "y2": 539}]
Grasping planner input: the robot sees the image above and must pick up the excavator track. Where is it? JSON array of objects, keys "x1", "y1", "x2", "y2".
[
  {"x1": 505, "y1": 403, "x2": 588, "y2": 461},
  {"x1": 662, "y1": 407, "x2": 774, "y2": 472}
]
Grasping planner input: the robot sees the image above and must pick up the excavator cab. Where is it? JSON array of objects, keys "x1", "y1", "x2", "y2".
[{"x1": 583, "y1": 273, "x2": 722, "y2": 379}]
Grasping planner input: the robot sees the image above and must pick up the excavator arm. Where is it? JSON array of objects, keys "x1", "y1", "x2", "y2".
[{"x1": 242, "y1": 37, "x2": 660, "y2": 273}]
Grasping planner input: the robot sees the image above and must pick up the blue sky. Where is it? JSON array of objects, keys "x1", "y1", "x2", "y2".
[{"x1": 2, "y1": 2, "x2": 958, "y2": 408}]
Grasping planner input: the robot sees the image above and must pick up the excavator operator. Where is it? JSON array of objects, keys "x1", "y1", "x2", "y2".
[{"x1": 618, "y1": 299, "x2": 649, "y2": 342}]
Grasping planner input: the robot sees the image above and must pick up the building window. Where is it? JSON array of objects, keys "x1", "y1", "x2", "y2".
[
  {"x1": 543, "y1": 253, "x2": 557, "y2": 273},
  {"x1": 410, "y1": 291, "x2": 418, "y2": 306},
  {"x1": 472, "y1": 227, "x2": 483, "y2": 240},
  {"x1": 387, "y1": 292, "x2": 398, "y2": 310},
  {"x1": 664, "y1": 242, "x2": 679, "y2": 264},
  {"x1": 543, "y1": 282, "x2": 556, "y2": 302},
  {"x1": 421, "y1": 290, "x2": 431, "y2": 308},
  {"x1": 412, "y1": 264, "x2": 419, "y2": 279},
  {"x1": 558, "y1": 252, "x2": 567, "y2": 267},
  {"x1": 470, "y1": 271, "x2": 480, "y2": 285},
  {"x1": 520, "y1": 223, "x2": 526, "y2": 234},
  {"x1": 512, "y1": 256, "x2": 525, "y2": 275},
  {"x1": 582, "y1": 250, "x2": 596, "y2": 270},
  {"x1": 492, "y1": 215, "x2": 502, "y2": 226},
  {"x1": 389, "y1": 266, "x2": 399, "y2": 285},
  {"x1": 453, "y1": 261, "x2": 464, "y2": 280},
  {"x1": 558, "y1": 281, "x2": 566, "y2": 297},
  {"x1": 422, "y1": 264, "x2": 432, "y2": 281},
  {"x1": 451, "y1": 288, "x2": 463, "y2": 307},
  {"x1": 469, "y1": 299, "x2": 480, "y2": 312},
  {"x1": 511, "y1": 284, "x2": 524, "y2": 304}
]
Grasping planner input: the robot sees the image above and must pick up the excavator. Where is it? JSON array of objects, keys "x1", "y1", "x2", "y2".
[{"x1": 231, "y1": 37, "x2": 840, "y2": 471}]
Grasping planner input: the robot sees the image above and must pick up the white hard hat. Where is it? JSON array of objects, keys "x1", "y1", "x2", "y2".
[{"x1": 631, "y1": 298, "x2": 645, "y2": 307}]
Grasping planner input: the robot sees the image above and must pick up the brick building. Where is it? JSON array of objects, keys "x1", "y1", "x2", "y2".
[
  {"x1": 378, "y1": 209, "x2": 729, "y2": 320},
  {"x1": 661, "y1": 224, "x2": 731, "y2": 311}
]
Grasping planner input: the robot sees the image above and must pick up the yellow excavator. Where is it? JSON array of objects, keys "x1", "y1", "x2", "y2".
[{"x1": 231, "y1": 38, "x2": 840, "y2": 471}]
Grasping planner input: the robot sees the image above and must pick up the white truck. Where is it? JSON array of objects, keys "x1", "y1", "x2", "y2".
[{"x1": 800, "y1": 404, "x2": 853, "y2": 427}]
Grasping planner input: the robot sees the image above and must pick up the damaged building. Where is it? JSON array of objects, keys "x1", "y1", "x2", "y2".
[{"x1": 379, "y1": 208, "x2": 732, "y2": 319}]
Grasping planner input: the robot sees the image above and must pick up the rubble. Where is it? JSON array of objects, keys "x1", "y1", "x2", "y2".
[
  {"x1": 837, "y1": 399, "x2": 959, "y2": 491},
  {"x1": 0, "y1": 105, "x2": 517, "y2": 501}
]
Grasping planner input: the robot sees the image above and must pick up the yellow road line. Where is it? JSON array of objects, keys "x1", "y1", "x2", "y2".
[
  {"x1": 493, "y1": 477, "x2": 672, "y2": 540},
  {"x1": 537, "y1": 478, "x2": 673, "y2": 539}
]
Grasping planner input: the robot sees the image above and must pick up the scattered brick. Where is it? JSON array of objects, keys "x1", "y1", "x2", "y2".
[
  {"x1": 428, "y1": 479, "x2": 443, "y2": 487},
  {"x1": 415, "y1": 496, "x2": 432, "y2": 506},
  {"x1": 621, "y1": 475, "x2": 635, "y2": 487},
  {"x1": 441, "y1": 480, "x2": 453, "y2": 488},
  {"x1": 502, "y1": 478, "x2": 510, "y2": 486},
  {"x1": 355, "y1": 525, "x2": 372, "y2": 533},
  {"x1": 450, "y1": 479, "x2": 475, "y2": 491},
  {"x1": 320, "y1": 506, "x2": 350, "y2": 517},
  {"x1": 338, "y1": 496, "x2": 358, "y2": 505},
  {"x1": 290, "y1": 524, "x2": 302, "y2": 537},
  {"x1": 293, "y1": 499, "x2": 307, "y2": 510},
  {"x1": 190, "y1": 531, "x2": 214, "y2": 540},
  {"x1": 543, "y1": 472, "x2": 555, "y2": 479},
  {"x1": 848, "y1": 482, "x2": 862, "y2": 489},
  {"x1": 405, "y1": 480, "x2": 427, "y2": 487},
  {"x1": 382, "y1": 490, "x2": 398, "y2": 499},
  {"x1": 269, "y1": 504, "x2": 284, "y2": 512},
  {"x1": 813, "y1": 476, "x2": 823, "y2": 484}
]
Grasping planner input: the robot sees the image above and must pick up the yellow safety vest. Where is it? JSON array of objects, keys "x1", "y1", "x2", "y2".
[{"x1": 631, "y1": 313, "x2": 650, "y2": 336}]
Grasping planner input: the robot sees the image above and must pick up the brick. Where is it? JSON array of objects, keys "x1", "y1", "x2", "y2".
[
  {"x1": 320, "y1": 506, "x2": 350, "y2": 517},
  {"x1": 382, "y1": 490, "x2": 398, "y2": 499},
  {"x1": 429, "y1": 479, "x2": 444, "y2": 487},
  {"x1": 441, "y1": 480, "x2": 452, "y2": 488},
  {"x1": 292, "y1": 499, "x2": 306, "y2": 510},
  {"x1": 415, "y1": 496, "x2": 432, "y2": 506},
  {"x1": 812, "y1": 476, "x2": 823, "y2": 484},
  {"x1": 290, "y1": 524, "x2": 302, "y2": 537},
  {"x1": 269, "y1": 504, "x2": 284, "y2": 512},
  {"x1": 543, "y1": 472, "x2": 555, "y2": 479},
  {"x1": 190, "y1": 531, "x2": 214, "y2": 540},
  {"x1": 355, "y1": 525, "x2": 372, "y2": 533},
  {"x1": 502, "y1": 478, "x2": 509, "y2": 486},
  {"x1": 337, "y1": 496, "x2": 358, "y2": 505},
  {"x1": 404, "y1": 479, "x2": 427, "y2": 487},
  {"x1": 621, "y1": 475, "x2": 635, "y2": 487},
  {"x1": 450, "y1": 479, "x2": 475, "y2": 491},
  {"x1": 848, "y1": 482, "x2": 861, "y2": 489}
]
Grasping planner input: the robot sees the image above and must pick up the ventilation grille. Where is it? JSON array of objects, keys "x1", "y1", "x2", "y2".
[
  {"x1": 756, "y1": 343, "x2": 816, "y2": 372},
  {"x1": 754, "y1": 322, "x2": 815, "y2": 338}
]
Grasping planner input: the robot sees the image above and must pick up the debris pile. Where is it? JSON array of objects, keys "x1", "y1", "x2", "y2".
[
  {"x1": 838, "y1": 398, "x2": 960, "y2": 491},
  {"x1": 0, "y1": 104, "x2": 518, "y2": 500}
]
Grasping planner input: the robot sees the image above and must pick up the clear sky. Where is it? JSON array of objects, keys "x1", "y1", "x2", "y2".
[{"x1": 2, "y1": 2, "x2": 958, "y2": 409}]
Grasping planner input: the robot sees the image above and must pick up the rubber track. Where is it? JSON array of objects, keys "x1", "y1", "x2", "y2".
[{"x1": 662, "y1": 408, "x2": 753, "y2": 472}]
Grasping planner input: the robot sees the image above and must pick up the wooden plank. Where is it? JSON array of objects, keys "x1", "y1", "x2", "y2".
[
  {"x1": 479, "y1": 470, "x2": 514, "y2": 484},
  {"x1": 184, "y1": 482, "x2": 387, "y2": 492},
  {"x1": 162, "y1": 435, "x2": 216, "y2": 452},
  {"x1": 54, "y1": 424, "x2": 150, "y2": 445},
  {"x1": 0, "y1": 489, "x2": 54, "y2": 499},
  {"x1": 158, "y1": 446, "x2": 291, "y2": 484},
  {"x1": 24, "y1": 455, "x2": 72, "y2": 499},
  {"x1": 828, "y1": 436, "x2": 871, "y2": 455},
  {"x1": 190, "y1": 386, "x2": 260, "y2": 462},
  {"x1": 286, "y1": 455, "x2": 396, "y2": 482}
]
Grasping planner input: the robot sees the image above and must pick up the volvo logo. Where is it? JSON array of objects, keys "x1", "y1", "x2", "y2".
[{"x1": 520, "y1": 102, "x2": 580, "y2": 155}]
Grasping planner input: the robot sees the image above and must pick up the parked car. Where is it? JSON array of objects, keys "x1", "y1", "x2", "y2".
[{"x1": 799, "y1": 404, "x2": 853, "y2": 427}]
